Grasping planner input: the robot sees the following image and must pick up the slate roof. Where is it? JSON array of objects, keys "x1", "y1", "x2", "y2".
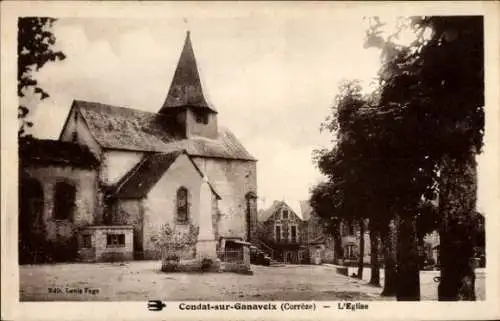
[
  {"x1": 258, "y1": 201, "x2": 282, "y2": 222},
  {"x1": 72, "y1": 100, "x2": 256, "y2": 161},
  {"x1": 259, "y1": 200, "x2": 303, "y2": 223},
  {"x1": 161, "y1": 31, "x2": 216, "y2": 112},
  {"x1": 113, "y1": 150, "x2": 221, "y2": 199},
  {"x1": 19, "y1": 138, "x2": 98, "y2": 169}
]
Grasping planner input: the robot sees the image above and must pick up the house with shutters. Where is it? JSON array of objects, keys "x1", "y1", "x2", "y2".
[
  {"x1": 18, "y1": 31, "x2": 258, "y2": 264},
  {"x1": 256, "y1": 200, "x2": 336, "y2": 264},
  {"x1": 257, "y1": 201, "x2": 305, "y2": 263},
  {"x1": 256, "y1": 200, "x2": 373, "y2": 265}
]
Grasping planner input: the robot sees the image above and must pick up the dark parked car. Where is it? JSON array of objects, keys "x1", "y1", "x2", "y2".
[{"x1": 250, "y1": 246, "x2": 271, "y2": 266}]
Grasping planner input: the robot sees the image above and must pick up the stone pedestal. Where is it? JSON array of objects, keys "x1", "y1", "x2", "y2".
[
  {"x1": 196, "y1": 239, "x2": 217, "y2": 259},
  {"x1": 243, "y1": 246, "x2": 250, "y2": 267},
  {"x1": 196, "y1": 175, "x2": 217, "y2": 260}
]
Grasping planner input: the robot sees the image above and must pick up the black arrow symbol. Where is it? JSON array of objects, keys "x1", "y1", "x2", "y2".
[{"x1": 148, "y1": 300, "x2": 166, "y2": 311}]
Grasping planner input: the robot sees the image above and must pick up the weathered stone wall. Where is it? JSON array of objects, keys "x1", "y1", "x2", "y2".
[
  {"x1": 191, "y1": 157, "x2": 257, "y2": 242},
  {"x1": 78, "y1": 226, "x2": 134, "y2": 262},
  {"x1": 23, "y1": 165, "x2": 98, "y2": 237},
  {"x1": 113, "y1": 199, "x2": 144, "y2": 257},
  {"x1": 22, "y1": 165, "x2": 98, "y2": 259},
  {"x1": 142, "y1": 154, "x2": 218, "y2": 259},
  {"x1": 100, "y1": 150, "x2": 145, "y2": 186},
  {"x1": 185, "y1": 109, "x2": 218, "y2": 139}
]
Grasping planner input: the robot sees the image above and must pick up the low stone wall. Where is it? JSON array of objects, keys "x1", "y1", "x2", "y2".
[
  {"x1": 159, "y1": 245, "x2": 252, "y2": 275},
  {"x1": 78, "y1": 225, "x2": 134, "y2": 262},
  {"x1": 219, "y1": 261, "x2": 253, "y2": 275},
  {"x1": 161, "y1": 258, "x2": 222, "y2": 273}
]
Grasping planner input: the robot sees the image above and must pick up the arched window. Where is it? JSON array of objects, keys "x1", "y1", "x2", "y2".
[
  {"x1": 176, "y1": 187, "x2": 189, "y2": 223},
  {"x1": 53, "y1": 182, "x2": 76, "y2": 221}
]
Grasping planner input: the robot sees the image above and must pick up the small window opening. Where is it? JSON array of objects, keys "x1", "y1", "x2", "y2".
[
  {"x1": 81, "y1": 234, "x2": 92, "y2": 248},
  {"x1": 194, "y1": 111, "x2": 209, "y2": 124},
  {"x1": 107, "y1": 234, "x2": 125, "y2": 247},
  {"x1": 291, "y1": 226, "x2": 297, "y2": 243}
]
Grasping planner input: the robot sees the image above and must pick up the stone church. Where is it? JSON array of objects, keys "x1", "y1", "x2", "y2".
[{"x1": 19, "y1": 31, "x2": 258, "y2": 263}]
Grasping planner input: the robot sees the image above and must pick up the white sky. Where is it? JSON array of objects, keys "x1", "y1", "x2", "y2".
[{"x1": 26, "y1": 15, "x2": 488, "y2": 213}]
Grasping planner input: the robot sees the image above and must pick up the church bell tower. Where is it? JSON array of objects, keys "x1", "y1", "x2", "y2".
[{"x1": 159, "y1": 31, "x2": 218, "y2": 139}]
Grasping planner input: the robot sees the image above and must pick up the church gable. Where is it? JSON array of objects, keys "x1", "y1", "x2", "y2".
[
  {"x1": 59, "y1": 103, "x2": 102, "y2": 157},
  {"x1": 112, "y1": 151, "x2": 220, "y2": 199}
]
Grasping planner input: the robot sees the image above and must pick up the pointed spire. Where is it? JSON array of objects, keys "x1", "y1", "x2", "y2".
[{"x1": 161, "y1": 31, "x2": 216, "y2": 112}]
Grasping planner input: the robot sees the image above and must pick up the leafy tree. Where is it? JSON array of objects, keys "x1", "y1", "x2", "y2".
[
  {"x1": 18, "y1": 17, "x2": 66, "y2": 137},
  {"x1": 310, "y1": 181, "x2": 344, "y2": 263},
  {"x1": 311, "y1": 80, "x2": 377, "y2": 280},
  {"x1": 365, "y1": 16, "x2": 484, "y2": 300}
]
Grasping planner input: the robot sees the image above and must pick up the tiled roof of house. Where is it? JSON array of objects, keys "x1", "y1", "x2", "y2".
[
  {"x1": 19, "y1": 138, "x2": 98, "y2": 169},
  {"x1": 259, "y1": 200, "x2": 302, "y2": 222},
  {"x1": 73, "y1": 100, "x2": 256, "y2": 161},
  {"x1": 161, "y1": 31, "x2": 216, "y2": 112},
  {"x1": 258, "y1": 201, "x2": 283, "y2": 222},
  {"x1": 113, "y1": 150, "x2": 221, "y2": 199}
]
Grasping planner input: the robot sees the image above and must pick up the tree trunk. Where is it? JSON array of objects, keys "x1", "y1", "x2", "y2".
[
  {"x1": 438, "y1": 153, "x2": 477, "y2": 301},
  {"x1": 396, "y1": 213, "x2": 421, "y2": 300},
  {"x1": 357, "y1": 219, "x2": 365, "y2": 279},
  {"x1": 381, "y1": 219, "x2": 397, "y2": 296},
  {"x1": 369, "y1": 219, "x2": 381, "y2": 286},
  {"x1": 333, "y1": 222, "x2": 344, "y2": 264}
]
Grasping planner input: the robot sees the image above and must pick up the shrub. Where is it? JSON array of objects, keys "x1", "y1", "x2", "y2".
[
  {"x1": 152, "y1": 223, "x2": 199, "y2": 256},
  {"x1": 201, "y1": 258, "x2": 213, "y2": 272}
]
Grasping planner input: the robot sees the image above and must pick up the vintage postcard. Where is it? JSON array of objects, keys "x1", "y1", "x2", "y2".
[{"x1": 1, "y1": 1, "x2": 500, "y2": 320}]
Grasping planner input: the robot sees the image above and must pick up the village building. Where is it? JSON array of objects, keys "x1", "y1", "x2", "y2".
[
  {"x1": 257, "y1": 201, "x2": 306, "y2": 264},
  {"x1": 19, "y1": 31, "x2": 258, "y2": 265},
  {"x1": 256, "y1": 200, "x2": 373, "y2": 265},
  {"x1": 256, "y1": 200, "x2": 336, "y2": 264},
  {"x1": 339, "y1": 219, "x2": 371, "y2": 265}
]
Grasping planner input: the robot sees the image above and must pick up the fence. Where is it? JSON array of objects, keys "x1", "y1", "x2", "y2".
[
  {"x1": 278, "y1": 250, "x2": 309, "y2": 264},
  {"x1": 217, "y1": 249, "x2": 244, "y2": 264},
  {"x1": 159, "y1": 244, "x2": 245, "y2": 264}
]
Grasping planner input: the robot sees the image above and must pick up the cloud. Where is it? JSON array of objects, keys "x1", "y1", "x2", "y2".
[{"x1": 29, "y1": 16, "x2": 490, "y2": 215}]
